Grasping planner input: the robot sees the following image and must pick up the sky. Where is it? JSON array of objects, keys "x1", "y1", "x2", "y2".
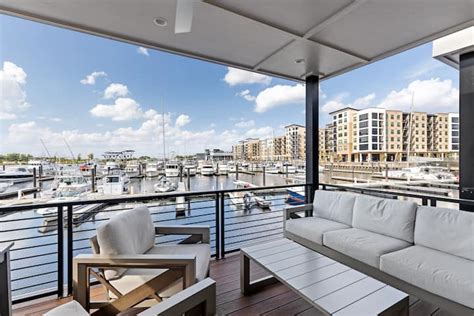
[{"x1": 0, "y1": 14, "x2": 460, "y2": 158}]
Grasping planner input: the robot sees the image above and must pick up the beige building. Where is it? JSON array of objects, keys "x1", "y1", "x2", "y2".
[
  {"x1": 385, "y1": 110, "x2": 404, "y2": 161},
  {"x1": 245, "y1": 138, "x2": 261, "y2": 162},
  {"x1": 330, "y1": 108, "x2": 358, "y2": 162},
  {"x1": 285, "y1": 124, "x2": 306, "y2": 161},
  {"x1": 273, "y1": 136, "x2": 287, "y2": 161}
]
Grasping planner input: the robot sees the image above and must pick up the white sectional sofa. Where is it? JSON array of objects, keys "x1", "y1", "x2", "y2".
[{"x1": 284, "y1": 190, "x2": 474, "y2": 315}]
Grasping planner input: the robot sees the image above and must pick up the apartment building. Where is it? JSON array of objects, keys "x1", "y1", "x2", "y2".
[
  {"x1": 232, "y1": 141, "x2": 245, "y2": 161},
  {"x1": 352, "y1": 108, "x2": 386, "y2": 162},
  {"x1": 330, "y1": 108, "x2": 358, "y2": 162},
  {"x1": 385, "y1": 110, "x2": 404, "y2": 161},
  {"x1": 244, "y1": 138, "x2": 260, "y2": 161},
  {"x1": 273, "y1": 135, "x2": 287, "y2": 161},
  {"x1": 318, "y1": 128, "x2": 328, "y2": 162},
  {"x1": 285, "y1": 124, "x2": 306, "y2": 161}
]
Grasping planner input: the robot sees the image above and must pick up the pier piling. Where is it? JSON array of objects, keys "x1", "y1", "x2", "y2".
[
  {"x1": 236, "y1": 164, "x2": 239, "y2": 180},
  {"x1": 262, "y1": 166, "x2": 266, "y2": 186},
  {"x1": 33, "y1": 168, "x2": 37, "y2": 198}
]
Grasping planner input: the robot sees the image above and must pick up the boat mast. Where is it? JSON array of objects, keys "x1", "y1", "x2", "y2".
[{"x1": 162, "y1": 104, "x2": 167, "y2": 163}]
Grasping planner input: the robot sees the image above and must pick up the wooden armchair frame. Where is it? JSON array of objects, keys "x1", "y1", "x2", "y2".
[{"x1": 74, "y1": 225, "x2": 210, "y2": 313}]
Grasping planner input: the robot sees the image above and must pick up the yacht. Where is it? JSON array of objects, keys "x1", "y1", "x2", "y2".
[
  {"x1": 228, "y1": 180, "x2": 271, "y2": 209},
  {"x1": 101, "y1": 161, "x2": 120, "y2": 175},
  {"x1": 125, "y1": 163, "x2": 140, "y2": 177},
  {"x1": 201, "y1": 163, "x2": 215, "y2": 176},
  {"x1": 384, "y1": 166, "x2": 456, "y2": 182},
  {"x1": 0, "y1": 167, "x2": 33, "y2": 180},
  {"x1": 27, "y1": 160, "x2": 56, "y2": 175},
  {"x1": 102, "y1": 168, "x2": 130, "y2": 195},
  {"x1": 217, "y1": 163, "x2": 228, "y2": 175},
  {"x1": 228, "y1": 162, "x2": 236, "y2": 173},
  {"x1": 145, "y1": 162, "x2": 160, "y2": 178},
  {"x1": 165, "y1": 161, "x2": 180, "y2": 177},
  {"x1": 183, "y1": 162, "x2": 197, "y2": 176}
]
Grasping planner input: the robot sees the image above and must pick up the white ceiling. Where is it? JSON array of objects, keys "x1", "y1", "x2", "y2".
[{"x1": 1, "y1": 0, "x2": 473, "y2": 82}]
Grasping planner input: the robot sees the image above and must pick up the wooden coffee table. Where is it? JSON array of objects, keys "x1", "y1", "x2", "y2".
[{"x1": 241, "y1": 238, "x2": 409, "y2": 315}]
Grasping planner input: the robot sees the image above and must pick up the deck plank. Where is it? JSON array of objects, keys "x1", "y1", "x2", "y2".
[{"x1": 13, "y1": 251, "x2": 449, "y2": 316}]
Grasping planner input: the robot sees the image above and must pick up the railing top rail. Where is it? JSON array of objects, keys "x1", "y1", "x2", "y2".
[
  {"x1": 321, "y1": 183, "x2": 474, "y2": 206},
  {"x1": 0, "y1": 183, "x2": 309, "y2": 212}
]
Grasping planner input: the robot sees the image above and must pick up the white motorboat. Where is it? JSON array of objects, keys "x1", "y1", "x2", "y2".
[
  {"x1": 217, "y1": 164, "x2": 228, "y2": 175},
  {"x1": 101, "y1": 161, "x2": 120, "y2": 175},
  {"x1": 201, "y1": 164, "x2": 215, "y2": 176},
  {"x1": 0, "y1": 181, "x2": 13, "y2": 193},
  {"x1": 0, "y1": 167, "x2": 32, "y2": 180},
  {"x1": 228, "y1": 180, "x2": 271, "y2": 209},
  {"x1": 266, "y1": 164, "x2": 281, "y2": 174},
  {"x1": 384, "y1": 166, "x2": 456, "y2": 182},
  {"x1": 280, "y1": 164, "x2": 296, "y2": 174},
  {"x1": 165, "y1": 161, "x2": 180, "y2": 177},
  {"x1": 154, "y1": 176, "x2": 178, "y2": 193},
  {"x1": 145, "y1": 162, "x2": 160, "y2": 178},
  {"x1": 125, "y1": 163, "x2": 140, "y2": 177},
  {"x1": 27, "y1": 160, "x2": 56, "y2": 175},
  {"x1": 183, "y1": 163, "x2": 197, "y2": 176},
  {"x1": 102, "y1": 168, "x2": 130, "y2": 195},
  {"x1": 228, "y1": 162, "x2": 236, "y2": 173}
]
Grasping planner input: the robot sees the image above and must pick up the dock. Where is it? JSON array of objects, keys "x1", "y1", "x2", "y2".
[{"x1": 0, "y1": 187, "x2": 40, "y2": 200}]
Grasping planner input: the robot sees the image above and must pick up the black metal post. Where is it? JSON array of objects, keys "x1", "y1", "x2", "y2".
[
  {"x1": 459, "y1": 52, "x2": 474, "y2": 211},
  {"x1": 262, "y1": 166, "x2": 266, "y2": 186},
  {"x1": 57, "y1": 206, "x2": 64, "y2": 297},
  {"x1": 236, "y1": 164, "x2": 239, "y2": 180},
  {"x1": 33, "y1": 168, "x2": 37, "y2": 199},
  {"x1": 91, "y1": 167, "x2": 96, "y2": 193},
  {"x1": 215, "y1": 193, "x2": 220, "y2": 259},
  {"x1": 67, "y1": 205, "x2": 73, "y2": 295},
  {"x1": 220, "y1": 192, "x2": 225, "y2": 258},
  {"x1": 306, "y1": 75, "x2": 319, "y2": 202}
]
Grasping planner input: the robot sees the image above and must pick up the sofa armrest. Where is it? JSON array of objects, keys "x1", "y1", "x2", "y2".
[
  {"x1": 284, "y1": 204, "x2": 313, "y2": 220},
  {"x1": 138, "y1": 278, "x2": 216, "y2": 316},
  {"x1": 73, "y1": 254, "x2": 197, "y2": 309},
  {"x1": 155, "y1": 225, "x2": 210, "y2": 244}
]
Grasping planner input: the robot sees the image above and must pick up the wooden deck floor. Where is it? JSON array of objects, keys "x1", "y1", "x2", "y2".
[{"x1": 13, "y1": 252, "x2": 453, "y2": 316}]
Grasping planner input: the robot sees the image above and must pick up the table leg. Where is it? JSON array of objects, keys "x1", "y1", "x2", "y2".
[{"x1": 240, "y1": 252, "x2": 278, "y2": 295}]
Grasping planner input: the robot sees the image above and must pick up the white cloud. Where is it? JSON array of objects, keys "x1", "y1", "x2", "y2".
[
  {"x1": 236, "y1": 89, "x2": 256, "y2": 102},
  {"x1": 0, "y1": 61, "x2": 30, "y2": 120},
  {"x1": 245, "y1": 126, "x2": 273, "y2": 139},
  {"x1": 137, "y1": 47, "x2": 149, "y2": 56},
  {"x1": 104, "y1": 83, "x2": 130, "y2": 99},
  {"x1": 254, "y1": 84, "x2": 305, "y2": 113},
  {"x1": 80, "y1": 71, "x2": 107, "y2": 85},
  {"x1": 406, "y1": 60, "x2": 444, "y2": 79},
  {"x1": 321, "y1": 92, "x2": 373, "y2": 113},
  {"x1": 377, "y1": 78, "x2": 458, "y2": 113},
  {"x1": 90, "y1": 98, "x2": 143, "y2": 121},
  {"x1": 235, "y1": 119, "x2": 255, "y2": 128},
  {"x1": 223, "y1": 67, "x2": 272, "y2": 86},
  {"x1": 175, "y1": 114, "x2": 191, "y2": 127},
  {"x1": 38, "y1": 116, "x2": 62, "y2": 122}
]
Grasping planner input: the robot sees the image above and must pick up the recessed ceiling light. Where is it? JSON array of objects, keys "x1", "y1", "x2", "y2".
[
  {"x1": 295, "y1": 58, "x2": 305, "y2": 64},
  {"x1": 153, "y1": 17, "x2": 168, "y2": 27}
]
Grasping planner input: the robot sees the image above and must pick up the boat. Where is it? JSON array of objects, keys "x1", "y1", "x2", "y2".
[
  {"x1": 217, "y1": 164, "x2": 228, "y2": 175},
  {"x1": 154, "y1": 176, "x2": 178, "y2": 193},
  {"x1": 384, "y1": 166, "x2": 456, "y2": 182},
  {"x1": 201, "y1": 163, "x2": 215, "y2": 176},
  {"x1": 165, "y1": 161, "x2": 180, "y2": 177},
  {"x1": 0, "y1": 166, "x2": 33, "y2": 180},
  {"x1": 183, "y1": 163, "x2": 197, "y2": 176},
  {"x1": 280, "y1": 164, "x2": 296, "y2": 174},
  {"x1": 27, "y1": 160, "x2": 56, "y2": 175},
  {"x1": 0, "y1": 181, "x2": 13, "y2": 193},
  {"x1": 228, "y1": 162, "x2": 236, "y2": 173},
  {"x1": 228, "y1": 180, "x2": 271, "y2": 209},
  {"x1": 101, "y1": 161, "x2": 121, "y2": 175},
  {"x1": 102, "y1": 168, "x2": 130, "y2": 195},
  {"x1": 285, "y1": 188, "x2": 305, "y2": 205},
  {"x1": 266, "y1": 164, "x2": 281, "y2": 174},
  {"x1": 145, "y1": 162, "x2": 160, "y2": 178},
  {"x1": 125, "y1": 162, "x2": 140, "y2": 177}
]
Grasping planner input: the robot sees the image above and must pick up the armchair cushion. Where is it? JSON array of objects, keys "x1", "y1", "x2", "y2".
[
  {"x1": 109, "y1": 244, "x2": 210, "y2": 299},
  {"x1": 97, "y1": 206, "x2": 156, "y2": 279},
  {"x1": 415, "y1": 206, "x2": 474, "y2": 260},
  {"x1": 323, "y1": 228, "x2": 411, "y2": 268},
  {"x1": 44, "y1": 300, "x2": 89, "y2": 316},
  {"x1": 313, "y1": 190, "x2": 356, "y2": 226},
  {"x1": 380, "y1": 245, "x2": 474, "y2": 308},
  {"x1": 285, "y1": 216, "x2": 350, "y2": 245},
  {"x1": 352, "y1": 195, "x2": 417, "y2": 243}
]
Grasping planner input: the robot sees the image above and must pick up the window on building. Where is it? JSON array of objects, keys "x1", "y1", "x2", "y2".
[
  {"x1": 372, "y1": 113, "x2": 378, "y2": 119},
  {"x1": 372, "y1": 128, "x2": 378, "y2": 134}
]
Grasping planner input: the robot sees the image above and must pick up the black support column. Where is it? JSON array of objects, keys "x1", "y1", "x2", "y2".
[
  {"x1": 460, "y1": 52, "x2": 474, "y2": 211},
  {"x1": 305, "y1": 75, "x2": 319, "y2": 202}
]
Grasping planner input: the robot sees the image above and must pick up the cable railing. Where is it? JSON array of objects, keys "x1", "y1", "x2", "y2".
[{"x1": 1, "y1": 181, "x2": 472, "y2": 305}]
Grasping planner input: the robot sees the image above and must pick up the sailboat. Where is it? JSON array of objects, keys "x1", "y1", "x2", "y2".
[{"x1": 155, "y1": 107, "x2": 177, "y2": 192}]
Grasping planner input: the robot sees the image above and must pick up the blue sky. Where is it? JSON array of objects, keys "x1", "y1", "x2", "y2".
[{"x1": 0, "y1": 14, "x2": 459, "y2": 157}]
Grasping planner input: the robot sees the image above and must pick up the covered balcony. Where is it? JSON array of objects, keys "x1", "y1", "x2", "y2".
[{"x1": 0, "y1": 1, "x2": 473, "y2": 315}]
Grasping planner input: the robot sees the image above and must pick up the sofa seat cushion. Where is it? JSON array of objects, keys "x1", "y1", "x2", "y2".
[
  {"x1": 109, "y1": 244, "x2": 210, "y2": 299},
  {"x1": 380, "y1": 245, "x2": 474, "y2": 308},
  {"x1": 313, "y1": 190, "x2": 356, "y2": 226},
  {"x1": 44, "y1": 300, "x2": 89, "y2": 316},
  {"x1": 286, "y1": 216, "x2": 351, "y2": 245},
  {"x1": 323, "y1": 228, "x2": 411, "y2": 268}
]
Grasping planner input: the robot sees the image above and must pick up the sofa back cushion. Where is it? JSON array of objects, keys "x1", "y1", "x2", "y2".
[
  {"x1": 415, "y1": 206, "x2": 473, "y2": 261},
  {"x1": 97, "y1": 205, "x2": 155, "y2": 279},
  {"x1": 353, "y1": 195, "x2": 417, "y2": 243},
  {"x1": 313, "y1": 190, "x2": 356, "y2": 226}
]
